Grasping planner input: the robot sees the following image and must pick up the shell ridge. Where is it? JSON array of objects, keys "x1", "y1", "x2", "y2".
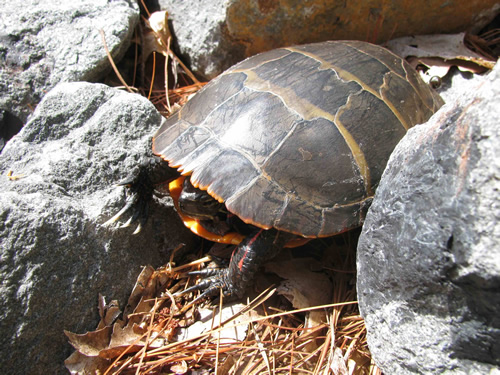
[
  {"x1": 241, "y1": 70, "x2": 335, "y2": 122},
  {"x1": 242, "y1": 70, "x2": 371, "y2": 201},
  {"x1": 224, "y1": 174, "x2": 261, "y2": 217},
  {"x1": 344, "y1": 41, "x2": 408, "y2": 82},
  {"x1": 215, "y1": 137, "x2": 264, "y2": 174},
  {"x1": 161, "y1": 124, "x2": 216, "y2": 168},
  {"x1": 401, "y1": 63, "x2": 435, "y2": 113},
  {"x1": 192, "y1": 85, "x2": 248, "y2": 132},
  {"x1": 378, "y1": 73, "x2": 411, "y2": 131},
  {"x1": 346, "y1": 41, "x2": 437, "y2": 114},
  {"x1": 184, "y1": 137, "x2": 265, "y2": 204},
  {"x1": 287, "y1": 43, "x2": 412, "y2": 131},
  {"x1": 274, "y1": 192, "x2": 292, "y2": 228},
  {"x1": 261, "y1": 119, "x2": 302, "y2": 169},
  {"x1": 243, "y1": 84, "x2": 304, "y2": 121},
  {"x1": 334, "y1": 93, "x2": 372, "y2": 195},
  {"x1": 325, "y1": 194, "x2": 373, "y2": 210},
  {"x1": 185, "y1": 141, "x2": 225, "y2": 189},
  {"x1": 228, "y1": 50, "x2": 294, "y2": 75}
]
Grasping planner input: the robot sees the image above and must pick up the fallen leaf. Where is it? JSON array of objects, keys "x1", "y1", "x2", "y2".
[
  {"x1": 64, "y1": 326, "x2": 112, "y2": 357},
  {"x1": 64, "y1": 350, "x2": 111, "y2": 375},
  {"x1": 386, "y1": 33, "x2": 495, "y2": 83},
  {"x1": 109, "y1": 321, "x2": 146, "y2": 348},
  {"x1": 265, "y1": 254, "x2": 332, "y2": 327},
  {"x1": 386, "y1": 33, "x2": 494, "y2": 68},
  {"x1": 176, "y1": 302, "x2": 252, "y2": 343},
  {"x1": 98, "y1": 321, "x2": 166, "y2": 359},
  {"x1": 98, "y1": 343, "x2": 144, "y2": 359},
  {"x1": 123, "y1": 265, "x2": 155, "y2": 318},
  {"x1": 143, "y1": 10, "x2": 172, "y2": 59},
  {"x1": 216, "y1": 355, "x2": 235, "y2": 375},
  {"x1": 170, "y1": 360, "x2": 189, "y2": 374},
  {"x1": 97, "y1": 294, "x2": 121, "y2": 329},
  {"x1": 330, "y1": 347, "x2": 348, "y2": 375}
]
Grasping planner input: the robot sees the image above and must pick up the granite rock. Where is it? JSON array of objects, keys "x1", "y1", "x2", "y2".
[
  {"x1": 0, "y1": 82, "x2": 194, "y2": 374},
  {"x1": 357, "y1": 64, "x2": 500, "y2": 373},
  {"x1": 0, "y1": 0, "x2": 139, "y2": 147}
]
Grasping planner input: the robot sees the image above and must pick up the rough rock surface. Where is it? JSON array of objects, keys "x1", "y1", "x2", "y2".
[
  {"x1": 0, "y1": 0, "x2": 139, "y2": 145},
  {"x1": 159, "y1": 0, "x2": 245, "y2": 80},
  {"x1": 0, "y1": 82, "x2": 194, "y2": 374},
  {"x1": 158, "y1": 0, "x2": 499, "y2": 79},
  {"x1": 357, "y1": 64, "x2": 500, "y2": 373}
]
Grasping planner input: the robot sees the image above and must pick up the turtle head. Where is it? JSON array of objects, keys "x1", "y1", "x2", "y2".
[{"x1": 178, "y1": 177, "x2": 225, "y2": 220}]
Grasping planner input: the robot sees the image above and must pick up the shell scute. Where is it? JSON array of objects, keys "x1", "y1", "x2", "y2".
[{"x1": 153, "y1": 41, "x2": 443, "y2": 237}]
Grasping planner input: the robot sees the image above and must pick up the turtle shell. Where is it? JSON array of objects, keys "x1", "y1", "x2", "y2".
[{"x1": 153, "y1": 41, "x2": 443, "y2": 238}]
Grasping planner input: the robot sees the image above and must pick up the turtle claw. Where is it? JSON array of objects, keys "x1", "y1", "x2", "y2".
[
  {"x1": 103, "y1": 178, "x2": 151, "y2": 232},
  {"x1": 104, "y1": 196, "x2": 148, "y2": 233},
  {"x1": 175, "y1": 268, "x2": 234, "y2": 302},
  {"x1": 132, "y1": 222, "x2": 142, "y2": 235},
  {"x1": 116, "y1": 175, "x2": 136, "y2": 187},
  {"x1": 103, "y1": 156, "x2": 176, "y2": 232},
  {"x1": 102, "y1": 199, "x2": 135, "y2": 227},
  {"x1": 119, "y1": 216, "x2": 134, "y2": 228}
]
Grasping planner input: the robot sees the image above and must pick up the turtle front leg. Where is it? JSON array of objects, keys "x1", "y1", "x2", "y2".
[
  {"x1": 104, "y1": 156, "x2": 179, "y2": 232},
  {"x1": 181, "y1": 228, "x2": 291, "y2": 300}
]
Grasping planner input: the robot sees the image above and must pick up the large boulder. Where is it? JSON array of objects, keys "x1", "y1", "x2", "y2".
[
  {"x1": 0, "y1": 82, "x2": 194, "y2": 374},
  {"x1": 356, "y1": 64, "x2": 500, "y2": 373},
  {"x1": 159, "y1": 0, "x2": 499, "y2": 79},
  {"x1": 0, "y1": 0, "x2": 139, "y2": 148}
]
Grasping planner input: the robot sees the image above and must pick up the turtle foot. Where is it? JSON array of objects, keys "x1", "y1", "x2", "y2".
[
  {"x1": 175, "y1": 267, "x2": 242, "y2": 303},
  {"x1": 102, "y1": 164, "x2": 154, "y2": 234}
]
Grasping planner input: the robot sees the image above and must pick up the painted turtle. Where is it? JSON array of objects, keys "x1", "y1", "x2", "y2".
[{"x1": 107, "y1": 40, "x2": 443, "y2": 299}]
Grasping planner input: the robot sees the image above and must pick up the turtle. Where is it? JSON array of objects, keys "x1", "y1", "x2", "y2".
[{"x1": 106, "y1": 40, "x2": 443, "y2": 300}]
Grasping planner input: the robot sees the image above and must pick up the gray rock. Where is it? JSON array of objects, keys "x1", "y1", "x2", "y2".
[
  {"x1": 0, "y1": 0, "x2": 139, "y2": 138},
  {"x1": 356, "y1": 64, "x2": 500, "y2": 374},
  {"x1": 437, "y1": 68, "x2": 483, "y2": 105},
  {"x1": 159, "y1": 0, "x2": 245, "y2": 80},
  {"x1": 0, "y1": 82, "x2": 195, "y2": 374}
]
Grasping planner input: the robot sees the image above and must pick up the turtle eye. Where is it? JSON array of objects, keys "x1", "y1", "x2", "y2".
[{"x1": 201, "y1": 200, "x2": 216, "y2": 207}]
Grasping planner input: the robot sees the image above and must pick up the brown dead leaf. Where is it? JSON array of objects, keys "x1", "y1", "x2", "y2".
[
  {"x1": 98, "y1": 321, "x2": 162, "y2": 359},
  {"x1": 386, "y1": 33, "x2": 495, "y2": 83},
  {"x1": 98, "y1": 343, "x2": 144, "y2": 360},
  {"x1": 386, "y1": 33, "x2": 495, "y2": 68},
  {"x1": 123, "y1": 265, "x2": 155, "y2": 318},
  {"x1": 142, "y1": 11, "x2": 172, "y2": 59},
  {"x1": 217, "y1": 355, "x2": 235, "y2": 375},
  {"x1": 177, "y1": 302, "x2": 252, "y2": 343},
  {"x1": 64, "y1": 350, "x2": 111, "y2": 375},
  {"x1": 127, "y1": 296, "x2": 156, "y2": 326},
  {"x1": 265, "y1": 254, "x2": 333, "y2": 327},
  {"x1": 170, "y1": 360, "x2": 188, "y2": 374},
  {"x1": 330, "y1": 347, "x2": 349, "y2": 375},
  {"x1": 64, "y1": 326, "x2": 112, "y2": 357},
  {"x1": 97, "y1": 294, "x2": 121, "y2": 329},
  {"x1": 109, "y1": 322, "x2": 146, "y2": 348},
  {"x1": 347, "y1": 349, "x2": 372, "y2": 374}
]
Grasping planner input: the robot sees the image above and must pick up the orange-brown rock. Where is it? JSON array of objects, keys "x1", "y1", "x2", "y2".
[
  {"x1": 226, "y1": 0, "x2": 498, "y2": 56},
  {"x1": 160, "y1": 0, "x2": 498, "y2": 78}
]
